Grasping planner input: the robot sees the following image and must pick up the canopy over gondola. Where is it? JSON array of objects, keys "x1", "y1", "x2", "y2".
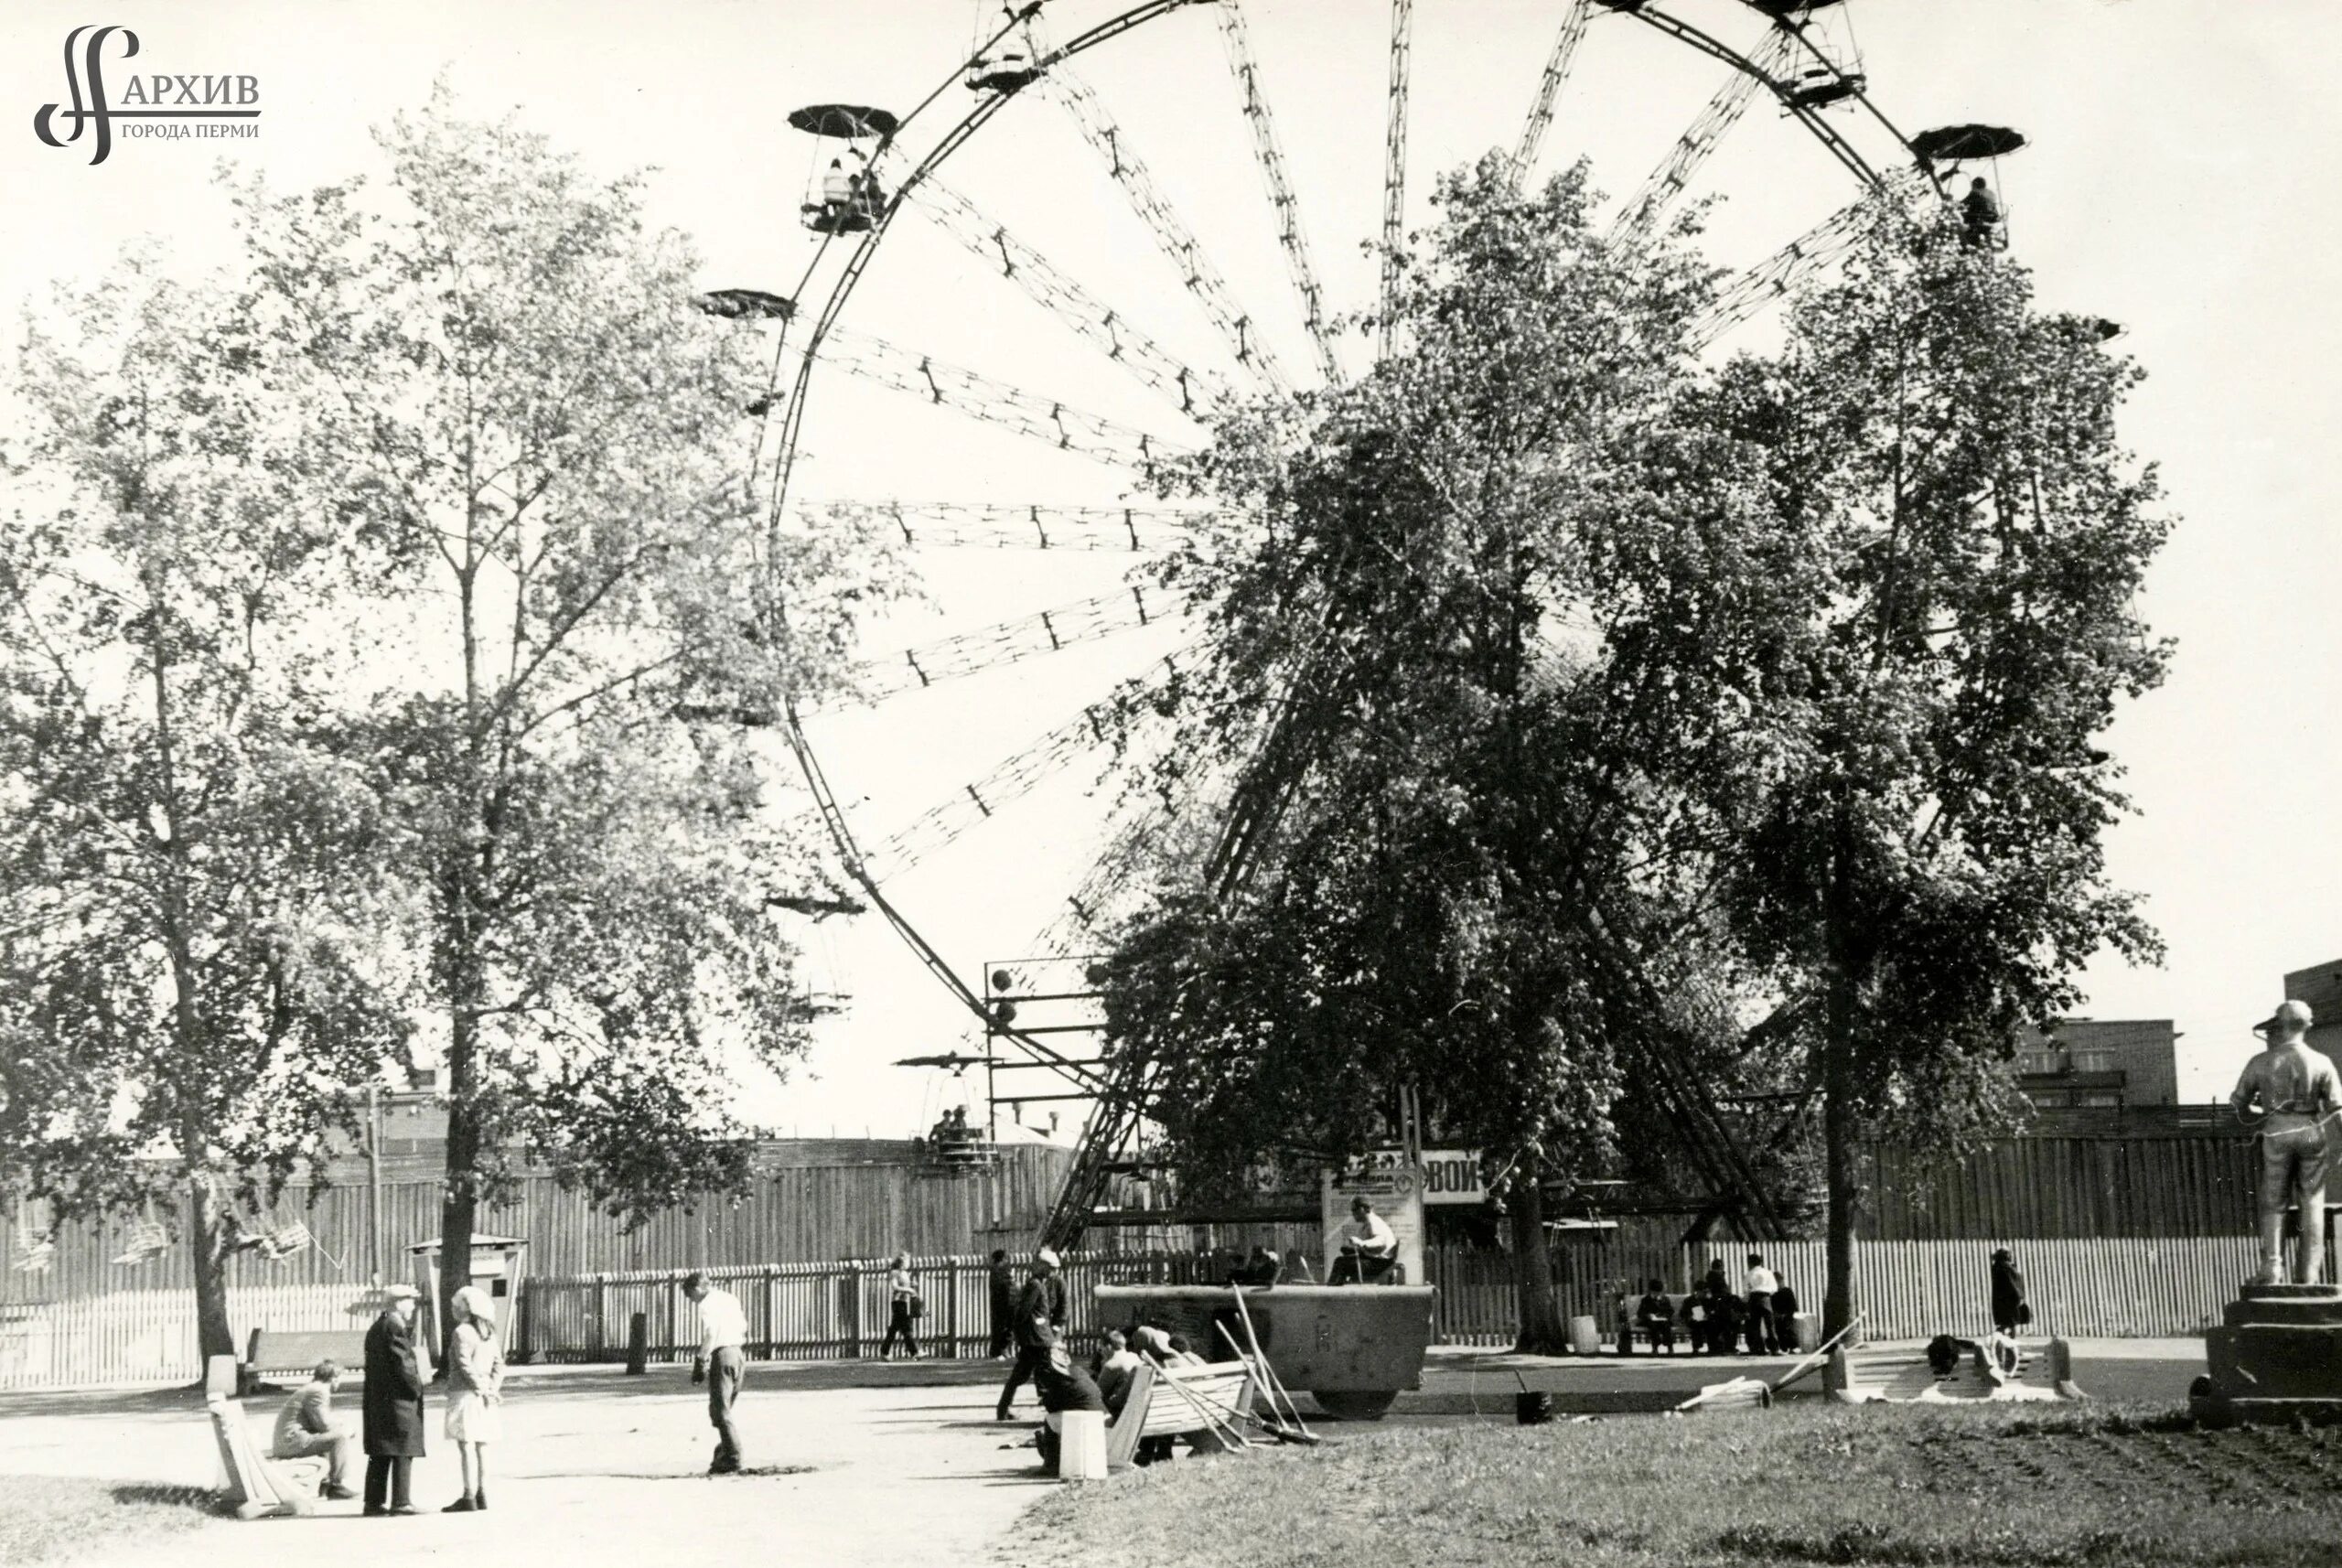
[
  {"x1": 786, "y1": 103, "x2": 900, "y2": 140},
  {"x1": 693, "y1": 288, "x2": 795, "y2": 321},
  {"x1": 1912, "y1": 124, "x2": 2027, "y2": 164}
]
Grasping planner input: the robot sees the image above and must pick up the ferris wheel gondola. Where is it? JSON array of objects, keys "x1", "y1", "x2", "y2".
[{"x1": 721, "y1": 0, "x2": 2049, "y2": 1246}]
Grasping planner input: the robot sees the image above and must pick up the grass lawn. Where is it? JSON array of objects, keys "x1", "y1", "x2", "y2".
[
  {"x1": 0, "y1": 1477, "x2": 221, "y2": 1566},
  {"x1": 1015, "y1": 1404, "x2": 2342, "y2": 1568}
]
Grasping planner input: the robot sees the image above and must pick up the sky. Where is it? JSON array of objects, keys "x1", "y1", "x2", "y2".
[{"x1": 1, "y1": 0, "x2": 2337, "y2": 1136}]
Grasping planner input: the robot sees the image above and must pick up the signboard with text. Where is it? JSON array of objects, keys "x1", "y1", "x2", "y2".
[{"x1": 1321, "y1": 1163, "x2": 1425, "y2": 1286}]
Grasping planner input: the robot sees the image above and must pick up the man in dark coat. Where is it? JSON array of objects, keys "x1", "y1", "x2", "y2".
[
  {"x1": 1990, "y1": 1248, "x2": 2029, "y2": 1335},
  {"x1": 987, "y1": 1249, "x2": 1017, "y2": 1358},
  {"x1": 996, "y1": 1248, "x2": 1065, "y2": 1421},
  {"x1": 361, "y1": 1285, "x2": 426, "y2": 1516}
]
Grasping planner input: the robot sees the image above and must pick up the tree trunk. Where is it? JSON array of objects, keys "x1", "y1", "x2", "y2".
[
  {"x1": 1510, "y1": 1169, "x2": 1566, "y2": 1354},
  {"x1": 188, "y1": 1170, "x2": 237, "y2": 1372},
  {"x1": 1821, "y1": 857, "x2": 1862, "y2": 1342},
  {"x1": 436, "y1": 943, "x2": 484, "y2": 1375}
]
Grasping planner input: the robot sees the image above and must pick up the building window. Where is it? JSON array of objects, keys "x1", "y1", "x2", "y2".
[
  {"x1": 2080, "y1": 1091, "x2": 2122, "y2": 1109},
  {"x1": 2072, "y1": 1050, "x2": 2117, "y2": 1073}
]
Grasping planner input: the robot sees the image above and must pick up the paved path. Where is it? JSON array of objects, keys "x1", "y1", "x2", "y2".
[{"x1": 0, "y1": 1361, "x2": 1054, "y2": 1567}]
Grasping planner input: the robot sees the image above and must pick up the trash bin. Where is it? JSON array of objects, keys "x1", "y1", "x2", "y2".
[
  {"x1": 1789, "y1": 1312, "x2": 1821, "y2": 1354},
  {"x1": 1567, "y1": 1315, "x2": 1601, "y2": 1355}
]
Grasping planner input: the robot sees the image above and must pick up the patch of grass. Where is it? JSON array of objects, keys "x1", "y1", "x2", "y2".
[
  {"x1": 1010, "y1": 1404, "x2": 2342, "y2": 1568},
  {"x1": 0, "y1": 1477, "x2": 222, "y2": 1566}
]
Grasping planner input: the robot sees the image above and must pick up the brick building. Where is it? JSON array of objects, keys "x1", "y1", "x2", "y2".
[
  {"x1": 2283, "y1": 959, "x2": 2342, "y2": 1071},
  {"x1": 2014, "y1": 1017, "x2": 2181, "y2": 1111}
]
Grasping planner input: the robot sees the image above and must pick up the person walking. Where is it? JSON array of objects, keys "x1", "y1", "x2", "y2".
[
  {"x1": 685, "y1": 1272, "x2": 748, "y2": 1474},
  {"x1": 986, "y1": 1248, "x2": 1017, "y2": 1357},
  {"x1": 440, "y1": 1286, "x2": 504, "y2": 1511},
  {"x1": 1989, "y1": 1248, "x2": 2031, "y2": 1336},
  {"x1": 881, "y1": 1254, "x2": 920, "y2": 1359},
  {"x1": 1742, "y1": 1254, "x2": 1781, "y2": 1355},
  {"x1": 996, "y1": 1248, "x2": 1065, "y2": 1420},
  {"x1": 360, "y1": 1285, "x2": 426, "y2": 1516},
  {"x1": 271, "y1": 1359, "x2": 358, "y2": 1499}
]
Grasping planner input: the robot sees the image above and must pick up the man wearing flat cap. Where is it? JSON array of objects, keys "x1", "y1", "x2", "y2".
[
  {"x1": 2230, "y1": 999, "x2": 2342, "y2": 1284},
  {"x1": 361, "y1": 1285, "x2": 427, "y2": 1515}
]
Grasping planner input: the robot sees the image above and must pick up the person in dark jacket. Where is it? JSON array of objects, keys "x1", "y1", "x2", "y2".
[
  {"x1": 361, "y1": 1285, "x2": 427, "y2": 1516},
  {"x1": 996, "y1": 1248, "x2": 1066, "y2": 1420},
  {"x1": 987, "y1": 1249, "x2": 1017, "y2": 1357},
  {"x1": 1990, "y1": 1248, "x2": 2030, "y2": 1335},
  {"x1": 1771, "y1": 1278, "x2": 1802, "y2": 1351}
]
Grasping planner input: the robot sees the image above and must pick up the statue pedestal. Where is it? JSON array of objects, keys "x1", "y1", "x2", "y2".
[{"x1": 2191, "y1": 1283, "x2": 2342, "y2": 1426}]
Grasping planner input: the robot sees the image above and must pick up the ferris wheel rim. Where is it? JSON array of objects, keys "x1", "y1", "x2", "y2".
[{"x1": 761, "y1": 0, "x2": 1943, "y2": 1065}]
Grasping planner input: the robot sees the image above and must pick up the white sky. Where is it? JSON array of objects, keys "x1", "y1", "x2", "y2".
[{"x1": 2, "y1": 0, "x2": 2337, "y2": 1136}]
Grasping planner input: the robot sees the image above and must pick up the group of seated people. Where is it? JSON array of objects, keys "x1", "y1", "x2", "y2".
[
  {"x1": 814, "y1": 155, "x2": 886, "y2": 223},
  {"x1": 922, "y1": 1107, "x2": 987, "y2": 1163},
  {"x1": 1630, "y1": 1255, "x2": 1803, "y2": 1356}
]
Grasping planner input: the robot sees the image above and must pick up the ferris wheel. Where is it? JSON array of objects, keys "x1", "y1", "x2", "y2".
[{"x1": 701, "y1": 0, "x2": 2025, "y2": 1231}]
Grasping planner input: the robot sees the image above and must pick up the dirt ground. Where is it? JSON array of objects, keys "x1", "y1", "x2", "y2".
[{"x1": 0, "y1": 1360, "x2": 1058, "y2": 1566}]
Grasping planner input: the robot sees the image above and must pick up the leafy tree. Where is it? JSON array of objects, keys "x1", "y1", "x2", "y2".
[
  {"x1": 1710, "y1": 213, "x2": 2169, "y2": 1336},
  {"x1": 0, "y1": 256, "x2": 414, "y2": 1368},
  {"x1": 229, "y1": 93, "x2": 904, "y2": 1346},
  {"x1": 1099, "y1": 160, "x2": 1789, "y2": 1349}
]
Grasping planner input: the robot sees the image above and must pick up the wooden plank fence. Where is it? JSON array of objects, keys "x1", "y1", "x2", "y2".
[
  {"x1": 515, "y1": 1235, "x2": 2277, "y2": 1367},
  {"x1": 0, "y1": 1283, "x2": 383, "y2": 1391}
]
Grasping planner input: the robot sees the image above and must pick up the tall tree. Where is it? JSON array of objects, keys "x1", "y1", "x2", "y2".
[
  {"x1": 1711, "y1": 212, "x2": 2170, "y2": 1336},
  {"x1": 230, "y1": 93, "x2": 902, "y2": 1347},
  {"x1": 0, "y1": 256, "x2": 414, "y2": 1369},
  {"x1": 1098, "y1": 160, "x2": 1787, "y2": 1349}
]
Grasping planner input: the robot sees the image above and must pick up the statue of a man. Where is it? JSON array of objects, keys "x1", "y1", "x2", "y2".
[{"x1": 2229, "y1": 998, "x2": 2342, "y2": 1284}]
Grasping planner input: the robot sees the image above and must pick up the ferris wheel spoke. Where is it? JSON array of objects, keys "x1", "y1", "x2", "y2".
[
  {"x1": 817, "y1": 326, "x2": 1193, "y2": 469},
  {"x1": 815, "y1": 499, "x2": 1207, "y2": 553},
  {"x1": 1214, "y1": 0, "x2": 1344, "y2": 386},
  {"x1": 865, "y1": 653, "x2": 1181, "y2": 876},
  {"x1": 1029, "y1": 799, "x2": 1180, "y2": 954},
  {"x1": 822, "y1": 586, "x2": 1176, "y2": 711},
  {"x1": 1042, "y1": 65, "x2": 1294, "y2": 401},
  {"x1": 1611, "y1": 27, "x2": 1795, "y2": 241},
  {"x1": 901, "y1": 172, "x2": 1232, "y2": 418},
  {"x1": 1510, "y1": 0, "x2": 1594, "y2": 188},
  {"x1": 1379, "y1": 0, "x2": 1413, "y2": 361},
  {"x1": 1689, "y1": 165, "x2": 1928, "y2": 349}
]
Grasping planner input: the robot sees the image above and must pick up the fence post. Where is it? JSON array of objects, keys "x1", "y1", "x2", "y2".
[
  {"x1": 760, "y1": 1267, "x2": 775, "y2": 1360},
  {"x1": 841, "y1": 1264, "x2": 862, "y2": 1359},
  {"x1": 667, "y1": 1274, "x2": 682, "y2": 1367},
  {"x1": 593, "y1": 1277, "x2": 607, "y2": 1360},
  {"x1": 946, "y1": 1256, "x2": 961, "y2": 1360}
]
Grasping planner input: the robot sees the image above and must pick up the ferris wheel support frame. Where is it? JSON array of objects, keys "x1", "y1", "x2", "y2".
[{"x1": 758, "y1": 0, "x2": 1943, "y2": 1246}]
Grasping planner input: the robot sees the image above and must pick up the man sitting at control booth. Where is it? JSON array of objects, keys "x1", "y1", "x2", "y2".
[{"x1": 1328, "y1": 1196, "x2": 1399, "y2": 1285}]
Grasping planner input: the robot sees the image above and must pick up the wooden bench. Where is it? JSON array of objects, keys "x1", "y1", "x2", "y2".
[
  {"x1": 1103, "y1": 1360, "x2": 1260, "y2": 1471},
  {"x1": 241, "y1": 1327, "x2": 370, "y2": 1395},
  {"x1": 1616, "y1": 1293, "x2": 1692, "y2": 1353},
  {"x1": 1827, "y1": 1337, "x2": 2085, "y2": 1403},
  {"x1": 202, "y1": 1355, "x2": 312, "y2": 1520}
]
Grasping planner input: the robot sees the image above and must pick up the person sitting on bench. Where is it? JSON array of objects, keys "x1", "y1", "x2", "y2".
[
  {"x1": 1633, "y1": 1280, "x2": 1676, "y2": 1354},
  {"x1": 1328, "y1": 1197, "x2": 1398, "y2": 1284},
  {"x1": 272, "y1": 1359, "x2": 359, "y2": 1499}
]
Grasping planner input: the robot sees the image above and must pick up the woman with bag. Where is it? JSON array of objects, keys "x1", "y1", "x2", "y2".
[
  {"x1": 441, "y1": 1285, "x2": 505, "y2": 1512},
  {"x1": 881, "y1": 1254, "x2": 920, "y2": 1359},
  {"x1": 1990, "y1": 1248, "x2": 2031, "y2": 1336}
]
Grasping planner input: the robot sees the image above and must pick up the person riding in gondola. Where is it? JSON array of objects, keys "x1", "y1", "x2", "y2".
[{"x1": 1961, "y1": 177, "x2": 2001, "y2": 249}]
